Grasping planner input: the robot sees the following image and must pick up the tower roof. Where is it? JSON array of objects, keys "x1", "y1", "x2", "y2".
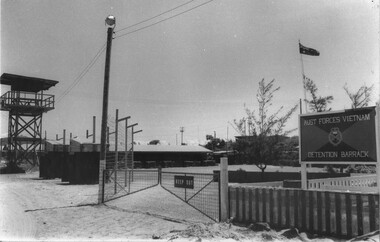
[{"x1": 1, "y1": 73, "x2": 58, "y2": 92}]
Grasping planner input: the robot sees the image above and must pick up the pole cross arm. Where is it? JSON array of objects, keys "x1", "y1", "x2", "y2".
[
  {"x1": 118, "y1": 116, "x2": 131, "y2": 122},
  {"x1": 107, "y1": 125, "x2": 116, "y2": 135},
  {"x1": 56, "y1": 129, "x2": 66, "y2": 141},
  {"x1": 56, "y1": 129, "x2": 66, "y2": 146},
  {"x1": 85, "y1": 116, "x2": 96, "y2": 143},
  {"x1": 70, "y1": 133, "x2": 78, "y2": 139},
  {"x1": 86, "y1": 130, "x2": 94, "y2": 138},
  {"x1": 127, "y1": 123, "x2": 138, "y2": 129},
  {"x1": 133, "y1": 130, "x2": 142, "y2": 134}
]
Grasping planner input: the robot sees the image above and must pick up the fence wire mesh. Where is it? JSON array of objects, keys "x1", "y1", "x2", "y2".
[
  {"x1": 161, "y1": 171, "x2": 220, "y2": 222},
  {"x1": 102, "y1": 116, "x2": 220, "y2": 220},
  {"x1": 103, "y1": 168, "x2": 159, "y2": 202},
  {"x1": 105, "y1": 117, "x2": 134, "y2": 170}
]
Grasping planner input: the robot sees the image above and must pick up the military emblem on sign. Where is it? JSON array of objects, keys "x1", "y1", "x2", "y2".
[{"x1": 328, "y1": 127, "x2": 342, "y2": 146}]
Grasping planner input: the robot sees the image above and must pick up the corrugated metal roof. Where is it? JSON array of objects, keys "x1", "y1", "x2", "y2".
[
  {"x1": 45, "y1": 139, "x2": 68, "y2": 145},
  {"x1": 70, "y1": 137, "x2": 97, "y2": 145},
  {"x1": 133, "y1": 145, "x2": 211, "y2": 153},
  {"x1": 48, "y1": 139, "x2": 211, "y2": 153}
]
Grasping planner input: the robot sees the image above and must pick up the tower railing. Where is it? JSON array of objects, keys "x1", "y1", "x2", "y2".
[{"x1": 0, "y1": 90, "x2": 55, "y2": 110}]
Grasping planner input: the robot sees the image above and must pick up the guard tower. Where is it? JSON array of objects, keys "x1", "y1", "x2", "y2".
[{"x1": 0, "y1": 73, "x2": 58, "y2": 169}]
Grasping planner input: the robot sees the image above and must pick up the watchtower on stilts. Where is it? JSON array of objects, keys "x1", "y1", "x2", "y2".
[{"x1": 0, "y1": 73, "x2": 58, "y2": 171}]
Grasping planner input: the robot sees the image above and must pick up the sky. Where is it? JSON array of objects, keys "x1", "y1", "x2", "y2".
[{"x1": 1, "y1": 0, "x2": 379, "y2": 146}]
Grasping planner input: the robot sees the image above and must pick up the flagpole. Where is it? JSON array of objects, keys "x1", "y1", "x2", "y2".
[
  {"x1": 299, "y1": 39, "x2": 308, "y2": 113},
  {"x1": 299, "y1": 39, "x2": 309, "y2": 182}
]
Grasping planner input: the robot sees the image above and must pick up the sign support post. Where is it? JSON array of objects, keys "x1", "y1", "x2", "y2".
[
  {"x1": 301, "y1": 163, "x2": 307, "y2": 189},
  {"x1": 299, "y1": 114, "x2": 307, "y2": 189},
  {"x1": 299, "y1": 107, "x2": 377, "y2": 192},
  {"x1": 375, "y1": 106, "x2": 380, "y2": 233}
]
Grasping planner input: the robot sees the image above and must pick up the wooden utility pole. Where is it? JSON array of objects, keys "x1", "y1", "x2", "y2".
[{"x1": 99, "y1": 16, "x2": 115, "y2": 204}]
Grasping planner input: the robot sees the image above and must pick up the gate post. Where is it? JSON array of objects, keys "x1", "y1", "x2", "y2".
[
  {"x1": 220, "y1": 157, "x2": 229, "y2": 222},
  {"x1": 158, "y1": 166, "x2": 162, "y2": 185}
]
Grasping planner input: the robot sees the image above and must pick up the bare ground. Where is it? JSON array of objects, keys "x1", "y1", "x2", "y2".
[{"x1": 0, "y1": 170, "x2": 361, "y2": 241}]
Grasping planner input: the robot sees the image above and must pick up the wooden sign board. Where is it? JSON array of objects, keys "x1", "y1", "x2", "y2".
[
  {"x1": 174, "y1": 175, "x2": 194, "y2": 189},
  {"x1": 300, "y1": 107, "x2": 376, "y2": 163}
]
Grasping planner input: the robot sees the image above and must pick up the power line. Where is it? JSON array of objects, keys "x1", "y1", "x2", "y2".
[
  {"x1": 56, "y1": 0, "x2": 215, "y2": 103},
  {"x1": 56, "y1": 43, "x2": 106, "y2": 104},
  {"x1": 115, "y1": 0, "x2": 196, "y2": 34},
  {"x1": 114, "y1": 0, "x2": 215, "y2": 40}
]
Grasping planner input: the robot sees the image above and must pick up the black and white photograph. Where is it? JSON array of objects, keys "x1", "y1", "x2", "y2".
[{"x1": 0, "y1": 0, "x2": 379, "y2": 241}]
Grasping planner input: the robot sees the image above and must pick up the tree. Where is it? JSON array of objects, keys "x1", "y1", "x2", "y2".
[
  {"x1": 343, "y1": 83, "x2": 375, "y2": 174},
  {"x1": 233, "y1": 79, "x2": 298, "y2": 172},
  {"x1": 303, "y1": 77, "x2": 335, "y2": 172},
  {"x1": 304, "y1": 77, "x2": 333, "y2": 112},
  {"x1": 204, "y1": 136, "x2": 226, "y2": 151},
  {"x1": 343, "y1": 83, "x2": 374, "y2": 109}
]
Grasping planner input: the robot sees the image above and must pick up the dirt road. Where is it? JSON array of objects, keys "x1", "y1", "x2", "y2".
[
  {"x1": 0, "y1": 172, "x2": 202, "y2": 240},
  {"x1": 0, "y1": 179, "x2": 37, "y2": 239}
]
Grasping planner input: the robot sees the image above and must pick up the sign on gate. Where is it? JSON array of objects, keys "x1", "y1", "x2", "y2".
[
  {"x1": 300, "y1": 107, "x2": 377, "y2": 163},
  {"x1": 174, "y1": 175, "x2": 194, "y2": 189},
  {"x1": 162, "y1": 172, "x2": 220, "y2": 221}
]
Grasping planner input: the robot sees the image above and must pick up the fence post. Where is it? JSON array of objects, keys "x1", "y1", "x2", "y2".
[
  {"x1": 184, "y1": 173, "x2": 187, "y2": 202},
  {"x1": 101, "y1": 169, "x2": 105, "y2": 203},
  {"x1": 98, "y1": 159, "x2": 106, "y2": 204},
  {"x1": 158, "y1": 166, "x2": 161, "y2": 185},
  {"x1": 124, "y1": 169, "x2": 127, "y2": 187},
  {"x1": 220, "y1": 157, "x2": 229, "y2": 222},
  {"x1": 114, "y1": 109, "x2": 118, "y2": 194}
]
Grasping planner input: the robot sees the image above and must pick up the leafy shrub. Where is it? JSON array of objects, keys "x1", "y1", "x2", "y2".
[{"x1": 351, "y1": 165, "x2": 376, "y2": 174}]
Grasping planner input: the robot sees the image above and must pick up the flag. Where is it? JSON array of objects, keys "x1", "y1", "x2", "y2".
[{"x1": 299, "y1": 43, "x2": 320, "y2": 56}]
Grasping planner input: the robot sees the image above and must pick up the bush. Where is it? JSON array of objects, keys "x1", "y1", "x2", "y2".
[
  {"x1": 204, "y1": 160, "x2": 215, "y2": 166},
  {"x1": 146, "y1": 161, "x2": 156, "y2": 168},
  {"x1": 134, "y1": 161, "x2": 142, "y2": 168},
  {"x1": 236, "y1": 168, "x2": 246, "y2": 173},
  {"x1": 351, "y1": 165, "x2": 376, "y2": 174},
  {"x1": 163, "y1": 160, "x2": 173, "y2": 168}
]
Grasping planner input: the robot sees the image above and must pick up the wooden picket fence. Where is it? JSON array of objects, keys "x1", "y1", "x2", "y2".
[
  {"x1": 308, "y1": 175, "x2": 377, "y2": 192},
  {"x1": 229, "y1": 186, "x2": 379, "y2": 239}
]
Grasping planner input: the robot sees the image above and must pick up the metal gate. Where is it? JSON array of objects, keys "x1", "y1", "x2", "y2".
[
  {"x1": 102, "y1": 168, "x2": 159, "y2": 202},
  {"x1": 102, "y1": 169, "x2": 220, "y2": 222},
  {"x1": 161, "y1": 171, "x2": 220, "y2": 222}
]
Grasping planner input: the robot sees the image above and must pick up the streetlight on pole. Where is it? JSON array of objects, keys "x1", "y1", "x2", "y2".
[{"x1": 98, "y1": 15, "x2": 115, "y2": 204}]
